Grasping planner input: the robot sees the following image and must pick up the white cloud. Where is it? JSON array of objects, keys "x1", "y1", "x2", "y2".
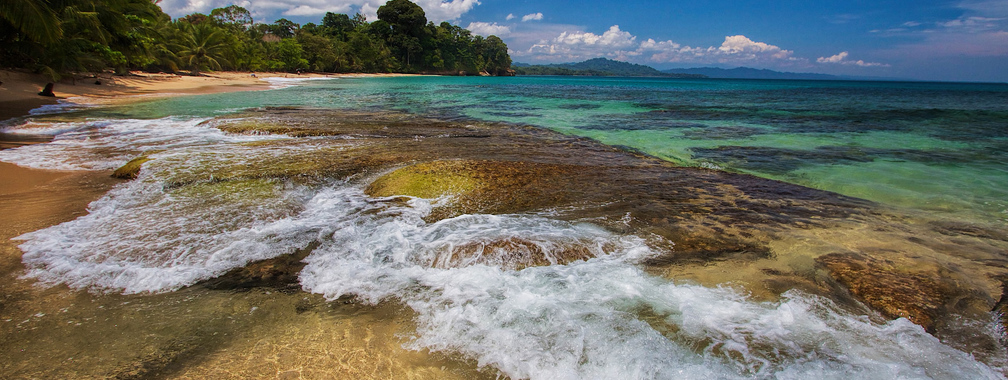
[
  {"x1": 521, "y1": 12, "x2": 543, "y2": 22},
  {"x1": 519, "y1": 26, "x2": 807, "y2": 67},
  {"x1": 415, "y1": 0, "x2": 481, "y2": 23},
  {"x1": 527, "y1": 25, "x2": 639, "y2": 61},
  {"x1": 283, "y1": 4, "x2": 350, "y2": 16},
  {"x1": 632, "y1": 35, "x2": 801, "y2": 66},
  {"x1": 873, "y1": 0, "x2": 1008, "y2": 56},
  {"x1": 554, "y1": 25, "x2": 635, "y2": 48},
  {"x1": 816, "y1": 51, "x2": 889, "y2": 67},
  {"x1": 467, "y1": 21, "x2": 510, "y2": 37},
  {"x1": 717, "y1": 35, "x2": 794, "y2": 60},
  {"x1": 506, "y1": 13, "x2": 515, "y2": 20}
]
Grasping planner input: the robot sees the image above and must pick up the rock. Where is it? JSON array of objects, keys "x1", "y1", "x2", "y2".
[
  {"x1": 112, "y1": 156, "x2": 152, "y2": 180},
  {"x1": 200, "y1": 244, "x2": 315, "y2": 292},
  {"x1": 817, "y1": 252, "x2": 993, "y2": 332},
  {"x1": 994, "y1": 279, "x2": 1008, "y2": 344},
  {"x1": 430, "y1": 236, "x2": 600, "y2": 270},
  {"x1": 365, "y1": 160, "x2": 578, "y2": 221},
  {"x1": 38, "y1": 83, "x2": 55, "y2": 97}
]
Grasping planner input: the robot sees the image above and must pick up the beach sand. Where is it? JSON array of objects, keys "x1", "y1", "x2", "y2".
[{"x1": 0, "y1": 70, "x2": 415, "y2": 121}]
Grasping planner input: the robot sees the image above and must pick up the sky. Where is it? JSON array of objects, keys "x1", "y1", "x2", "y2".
[{"x1": 157, "y1": 0, "x2": 1008, "y2": 82}]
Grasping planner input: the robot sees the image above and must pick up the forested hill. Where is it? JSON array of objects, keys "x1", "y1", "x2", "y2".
[
  {"x1": 514, "y1": 58, "x2": 704, "y2": 78},
  {"x1": 0, "y1": 0, "x2": 512, "y2": 79}
]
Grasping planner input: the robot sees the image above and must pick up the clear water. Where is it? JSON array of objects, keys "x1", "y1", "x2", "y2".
[
  {"x1": 72, "y1": 76, "x2": 1008, "y2": 223},
  {"x1": 2, "y1": 77, "x2": 1007, "y2": 379}
]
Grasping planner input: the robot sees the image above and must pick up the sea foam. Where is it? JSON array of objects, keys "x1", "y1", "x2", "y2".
[
  {"x1": 295, "y1": 188, "x2": 1005, "y2": 380},
  {"x1": 5, "y1": 114, "x2": 1005, "y2": 379}
]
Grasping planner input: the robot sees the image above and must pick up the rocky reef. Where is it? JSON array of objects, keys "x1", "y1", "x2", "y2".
[{"x1": 169, "y1": 108, "x2": 1008, "y2": 350}]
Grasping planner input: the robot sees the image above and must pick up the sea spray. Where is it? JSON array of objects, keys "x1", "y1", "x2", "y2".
[
  {"x1": 294, "y1": 188, "x2": 1004, "y2": 379},
  {"x1": 0, "y1": 117, "x2": 291, "y2": 171},
  {"x1": 2, "y1": 84, "x2": 1007, "y2": 378}
]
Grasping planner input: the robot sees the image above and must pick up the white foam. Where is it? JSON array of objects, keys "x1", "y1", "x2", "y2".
[
  {"x1": 262, "y1": 76, "x2": 335, "y2": 89},
  {"x1": 292, "y1": 189, "x2": 1005, "y2": 380},
  {"x1": 27, "y1": 97, "x2": 96, "y2": 116},
  {"x1": 0, "y1": 117, "x2": 289, "y2": 171},
  {"x1": 8, "y1": 112, "x2": 1005, "y2": 378}
]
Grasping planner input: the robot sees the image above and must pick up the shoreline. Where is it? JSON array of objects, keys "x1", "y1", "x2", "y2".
[
  {"x1": 0, "y1": 70, "x2": 416, "y2": 121},
  {"x1": 1, "y1": 76, "x2": 1007, "y2": 376}
]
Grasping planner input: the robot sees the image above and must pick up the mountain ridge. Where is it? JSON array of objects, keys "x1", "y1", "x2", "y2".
[{"x1": 513, "y1": 58, "x2": 887, "y2": 80}]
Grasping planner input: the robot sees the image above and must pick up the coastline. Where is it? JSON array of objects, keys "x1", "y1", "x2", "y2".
[
  {"x1": 2, "y1": 72, "x2": 1007, "y2": 377},
  {"x1": 0, "y1": 70, "x2": 415, "y2": 121}
]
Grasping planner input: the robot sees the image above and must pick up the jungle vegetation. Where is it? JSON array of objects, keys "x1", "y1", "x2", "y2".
[{"x1": 0, "y1": 0, "x2": 512, "y2": 79}]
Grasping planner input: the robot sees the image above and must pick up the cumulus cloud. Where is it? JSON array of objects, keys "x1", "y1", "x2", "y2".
[
  {"x1": 520, "y1": 26, "x2": 807, "y2": 66},
  {"x1": 506, "y1": 13, "x2": 515, "y2": 20},
  {"x1": 717, "y1": 35, "x2": 794, "y2": 60},
  {"x1": 521, "y1": 12, "x2": 543, "y2": 22},
  {"x1": 158, "y1": 0, "x2": 480, "y2": 23},
  {"x1": 634, "y1": 35, "x2": 799, "y2": 65},
  {"x1": 467, "y1": 21, "x2": 510, "y2": 37},
  {"x1": 283, "y1": 4, "x2": 349, "y2": 16},
  {"x1": 527, "y1": 25, "x2": 638, "y2": 60},
  {"x1": 816, "y1": 51, "x2": 889, "y2": 67},
  {"x1": 416, "y1": 0, "x2": 481, "y2": 23}
]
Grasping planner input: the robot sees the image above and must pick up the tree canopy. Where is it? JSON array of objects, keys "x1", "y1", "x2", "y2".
[{"x1": 0, "y1": 0, "x2": 512, "y2": 79}]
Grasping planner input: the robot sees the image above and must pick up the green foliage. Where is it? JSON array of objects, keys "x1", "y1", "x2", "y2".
[
  {"x1": 268, "y1": 18, "x2": 299, "y2": 39},
  {"x1": 210, "y1": 5, "x2": 252, "y2": 31},
  {"x1": 176, "y1": 22, "x2": 231, "y2": 75},
  {"x1": 0, "y1": 0, "x2": 512, "y2": 78}
]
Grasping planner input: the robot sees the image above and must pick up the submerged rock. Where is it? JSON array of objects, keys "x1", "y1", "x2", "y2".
[
  {"x1": 817, "y1": 252, "x2": 994, "y2": 332},
  {"x1": 201, "y1": 244, "x2": 315, "y2": 292},
  {"x1": 366, "y1": 160, "x2": 578, "y2": 221},
  {"x1": 190, "y1": 108, "x2": 1008, "y2": 340},
  {"x1": 429, "y1": 237, "x2": 599, "y2": 270}
]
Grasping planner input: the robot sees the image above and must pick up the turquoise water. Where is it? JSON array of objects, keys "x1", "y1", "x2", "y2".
[
  {"x1": 88, "y1": 76, "x2": 1008, "y2": 224},
  {"x1": 5, "y1": 76, "x2": 1008, "y2": 378}
]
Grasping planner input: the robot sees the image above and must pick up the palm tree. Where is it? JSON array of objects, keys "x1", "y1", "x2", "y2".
[
  {"x1": 176, "y1": 22, "x2": 231, "y2": 75},
  {"x1": 0, "y1": 0, "x2": 61, "y2": 44}
]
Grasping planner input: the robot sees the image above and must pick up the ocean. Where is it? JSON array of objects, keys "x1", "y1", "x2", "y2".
[{"x1": 1, "y1": 76, "x2": 1006, "y2": 378}]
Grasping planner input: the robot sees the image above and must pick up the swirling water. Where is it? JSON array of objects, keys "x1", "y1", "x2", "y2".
[{"x1": 1, "y1": 76, "x2": 1006, "y2": 378}]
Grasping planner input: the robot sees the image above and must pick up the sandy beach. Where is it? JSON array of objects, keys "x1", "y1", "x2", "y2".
[
  {"x1": 0, "y1": 70, "x2": 418, "y2": 121},
  {"x1": 2, "y1": 71, "x2": 243, "y2": 120}
]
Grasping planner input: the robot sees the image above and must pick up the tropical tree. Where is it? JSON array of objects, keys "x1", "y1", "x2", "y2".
[
  {"x1": 377, "y1": 0, "x2": 428, "y2": 69},
  {"x1": 210, "y1": 5, "x2": 252, "y2": 31},
  {"x1": 176, "y1": 22, "x2": 231, "y2": 75},
  {"x1": 0, "y1": 0, "x2": 61, "y2": 45}
]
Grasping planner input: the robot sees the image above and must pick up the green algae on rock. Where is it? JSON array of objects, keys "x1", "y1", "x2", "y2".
[
  {"x1": 110, "y1": 108, "x2": 1008, "y2": 346},
  {"x1": 112, "y1": 155, "x2": 153, "y2": 179},
  {"x1": 366, "y1": 160, "x2": 580, "y2": 221}
]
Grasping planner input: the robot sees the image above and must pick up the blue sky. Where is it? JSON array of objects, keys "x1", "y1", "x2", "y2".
[{"x1": 157, "y1": 0, "x2": 1008, "y2": 82}]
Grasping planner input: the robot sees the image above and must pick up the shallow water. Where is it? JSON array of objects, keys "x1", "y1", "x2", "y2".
[{"x1": 1, "y1": 77, "x2": 1007, "y2": 379}]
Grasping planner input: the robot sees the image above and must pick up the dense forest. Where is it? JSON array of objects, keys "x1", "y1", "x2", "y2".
[{"x1": 0, "y1": 0, "x2": 512, "y2": 79}]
